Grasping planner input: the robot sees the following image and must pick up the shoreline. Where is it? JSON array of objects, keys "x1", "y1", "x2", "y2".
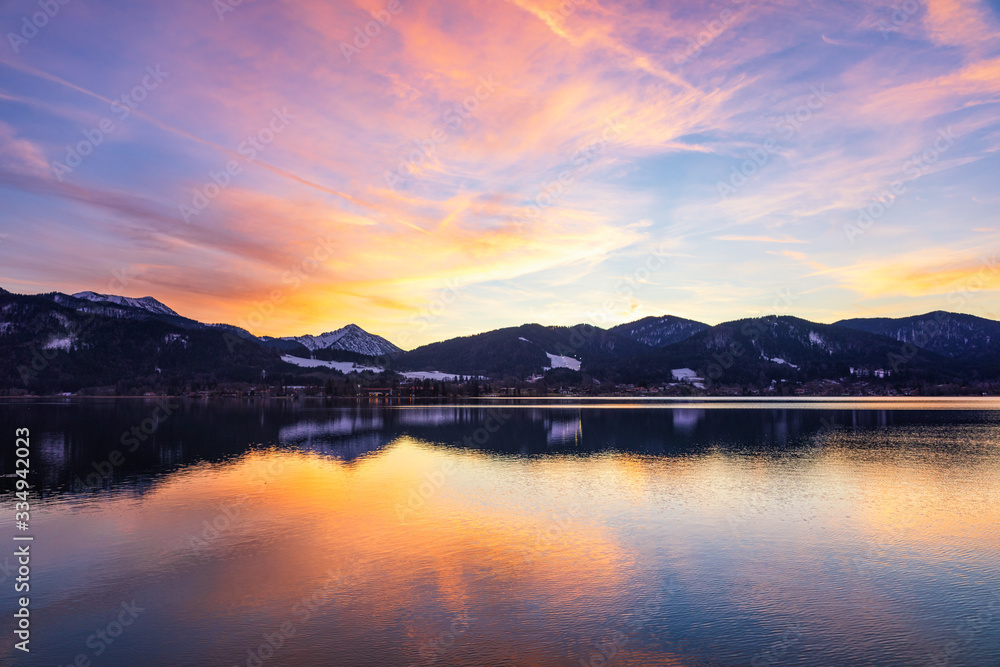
[{"x1": 3, "y1": 394, "x2": 1000, "y2": 409}]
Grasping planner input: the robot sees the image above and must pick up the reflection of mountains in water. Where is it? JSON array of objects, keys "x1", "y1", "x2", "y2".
[
  {"x1": 5, "y1": 399, "x2": 992, "y2": 497},
  {"x1": 260, "y1": 404, "x2": 974, "y2": 456},
  {"x1": 278, "y1": 413, "x2": 392, "y2": 460}
]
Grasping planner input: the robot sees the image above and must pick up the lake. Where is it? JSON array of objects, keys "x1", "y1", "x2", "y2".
[{"x1": 1, "y1": 398, "x2": 999, "y2": 666}]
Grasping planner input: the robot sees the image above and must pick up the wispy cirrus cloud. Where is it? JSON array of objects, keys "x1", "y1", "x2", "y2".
[
  {"x1": 714, "y1": 235, "x2": 808, "y2": 244},
  {"x1": 0, "y1": 0, "x2": 998, "y2": 342}
]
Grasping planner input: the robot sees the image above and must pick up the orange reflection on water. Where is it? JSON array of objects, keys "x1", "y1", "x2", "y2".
[
  {"x1": 45, "y1": 440, "x2": 656, "y2": 664},
  {"x1": 24, "y1": 420, "x2": 1000, "y2": 666}
]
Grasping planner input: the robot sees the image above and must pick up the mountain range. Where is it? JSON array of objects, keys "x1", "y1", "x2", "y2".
[
  {"x1": 608, "y1": 315, "x2": 710, "y2": 348},
  {"x1": 1, "y1": 286, "x2": 997, "y2": 394},
  {"x1": 594, "y1": 314, "x2": 961, "y2": 387},
  {"x1": 261, "y1": 324, "x2": 403, "y2": 359},
  {"x1": 395, "y1": 322, "x2": 648, "y2": 379},
  {"x1": 834, "y1": 312, "x2": 1000, "y2": 377}
]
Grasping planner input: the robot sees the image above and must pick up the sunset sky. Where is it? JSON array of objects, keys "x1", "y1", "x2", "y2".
[{"x1": 1, "y1": 0, "x2": 998, "y2": 347}]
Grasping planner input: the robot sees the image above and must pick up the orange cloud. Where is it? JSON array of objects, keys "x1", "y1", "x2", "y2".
[
  {"x1": 833, "y1": 250, "x2": 1000, "y2": 298},
  {"x1": 3, "y1": 0, "x2": 1000, "y2": 339}
]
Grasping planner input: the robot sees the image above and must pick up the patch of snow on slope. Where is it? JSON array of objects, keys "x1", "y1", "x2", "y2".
[
  {"x1": 281, "y1": 355, "x2": 381, "y2": 374},
  {"x1": 282, "y1": 355, "x2": 475, "y2": 380},
  {"x1": 519, "y1": 337, "x2": 581, "y2": 371},
  {"x1": 44, "y1": 335, "x2": 74, "y2": 351},
  {"x1": 767, "y1": 357, "x2": 799, "y2": 369},
  {"x1": 545, "y1": 352, "x2": 581, "y2": 371},
  {"x1": 400, "y1": 371, "x2": 477, "y2": 381},
  {"x1": 809, "y1": 331, "x2": 824, "y2": 347}
]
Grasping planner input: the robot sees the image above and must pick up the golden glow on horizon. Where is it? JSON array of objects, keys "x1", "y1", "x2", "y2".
[{"x1": 0, "y1": 0, "x2": 998, "y2": 343}]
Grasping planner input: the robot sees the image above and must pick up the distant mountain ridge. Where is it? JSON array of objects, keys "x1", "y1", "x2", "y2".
[
  {"x1": 596, "y1": 315, "x2": 959, "y2": 386},
  {"x1": 41, "y1": 291, "x2": 196, "y2": 326},
  {"x1": 71, "y1": 291, "x2": 181, "y2": 317},
  {"x1": 835, "y1": 311, "x2": 999, "y2": 352},
  {"x1": 0, "y1": 288, "x2": 404, "y2": 393},
  {"x1": 0, "y1": 289, "x2": 284, "y2": 393},
  {"x1": 835, "y1": 311, "x2": 1000, "y2": 378},
  {"x1": 610, "y1": 314, "x2": 709, "y2": 348},
  {"x1": 396, "y1": 322, "x2": 648, "y2": 377},
  {"x1": 2, "y1": 285, "x2": 999, "y2": 393},
  {"x1": 33, "y1": 290, "x2": 404, "y2": 358}
]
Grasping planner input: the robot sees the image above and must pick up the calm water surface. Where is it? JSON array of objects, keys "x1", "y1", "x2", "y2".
[{"x1": 1, "y1": 398, "x2": 999, "y2": 666}]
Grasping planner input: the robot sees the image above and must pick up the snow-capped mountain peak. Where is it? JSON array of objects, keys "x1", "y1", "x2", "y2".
[
  {"x1": 71, "y1": 291, "x2": 180, "y2": 317},
  {"x1": 282, "y1": 323, "x2": 403, "y2": 356}
]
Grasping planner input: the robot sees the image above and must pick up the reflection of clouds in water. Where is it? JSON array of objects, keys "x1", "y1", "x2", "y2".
[{"x1": 672, "y1": 409, "x2": 704, "y2": 435}]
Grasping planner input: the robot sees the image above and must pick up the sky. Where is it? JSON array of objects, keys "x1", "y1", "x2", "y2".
[{"x1": 0, "y1": 0, "x2": 998, "y2": 348}]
